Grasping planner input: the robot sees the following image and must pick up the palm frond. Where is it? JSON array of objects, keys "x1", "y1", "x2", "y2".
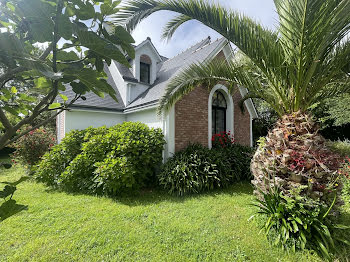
[
  {"x1": 157, "y1": 58, "x2": 286, "y2": 116},
  {"x1": 162, "y1": 14, "x2": 192, "y2": 41},
  {"x1": 118, "y1": 0, "x2": 284, "y2": 77},
  {"x1": 118, "y1": 0, "x2": 350, "y2": 115}
]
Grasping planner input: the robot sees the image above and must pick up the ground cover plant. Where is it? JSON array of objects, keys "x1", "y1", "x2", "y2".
[
  {"x1": 36, "y1": 122, "x2": 165, "y2": 195},
  {"x1": 3, "y1": 163, "x2": 350, "y2": 262},
  {"x1": 158, "y1": 141, "x2": 253, "y2": 196}
]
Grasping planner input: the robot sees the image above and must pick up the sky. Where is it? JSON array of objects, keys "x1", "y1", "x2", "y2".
[{"x1": 131, "y1": 0, "x2": 278, "y2": 58}]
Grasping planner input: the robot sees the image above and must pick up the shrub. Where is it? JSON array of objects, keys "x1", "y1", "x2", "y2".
[
  {"x1": 35, "y1": 128, "x2": 90, "y2": 186},
  {"x1": 218, "y1": 144, "x2": 254, "y2": 181},
  {"x1": 11, "y1": 127, "x2": 56, "y2": 167},
  {"x1": 255, "y1": 187, "x2": 346, "y2": 260},
  {"x1": 158, "y1": 143, "x2": 254, "y2": 195},
  {"x1": 36, "y1": 122, "x2": 165, "y2": 195},
  {"x1": 158, "y1": 144, "x2": 222, "y2": 195}
]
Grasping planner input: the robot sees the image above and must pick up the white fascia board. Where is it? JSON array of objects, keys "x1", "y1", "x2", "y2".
[
  {"x1": 238, "y1": 87, "x2": 259, "y2": 119},
  {"x1": 204, "y1": 38, "x2": 229, "y2": 62}
]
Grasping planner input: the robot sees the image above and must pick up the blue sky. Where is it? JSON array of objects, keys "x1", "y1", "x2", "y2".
[{"x1": 131, "y1": 0, "x2": 278, "y2": 58}]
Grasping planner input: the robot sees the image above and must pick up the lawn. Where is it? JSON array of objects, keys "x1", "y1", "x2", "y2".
[{"x1": 0, "y1": 164, "x2": 349, "y2": 262}]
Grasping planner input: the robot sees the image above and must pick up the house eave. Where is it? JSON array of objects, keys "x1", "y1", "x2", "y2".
[{"x1": 68, "y1": 105, "x2": 124, "y2": 114}]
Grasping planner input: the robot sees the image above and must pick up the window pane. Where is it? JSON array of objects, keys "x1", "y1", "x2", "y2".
[
  {"x1": 140, "y1": 63, "x2": 150, "y2": 83},
  {"x1": 212, "y1": 91, "x2": 227, "y2": 108},
  {"x1": 215, "y1": 109, "x2": 226, "y2": 133},
  {"x1": 212, "y1": 109, "x2": 216, "y2": 134}
]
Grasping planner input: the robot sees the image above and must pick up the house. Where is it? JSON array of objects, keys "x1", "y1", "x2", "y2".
[{"x1": 56, "y1": 36, "x2": 258, "y2": 158}]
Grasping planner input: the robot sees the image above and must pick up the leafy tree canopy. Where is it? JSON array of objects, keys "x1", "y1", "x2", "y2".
[{"x1": 0, "y1": 0, "x2": 134, "y2": 150}]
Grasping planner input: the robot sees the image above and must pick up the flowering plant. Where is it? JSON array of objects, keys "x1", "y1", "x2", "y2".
[
  {"x1": 211, "y1": 131, "x2": 234, "y2": 148},
  {"x1": 11, "y1": 127, "x2": 56, "y2": 167}
]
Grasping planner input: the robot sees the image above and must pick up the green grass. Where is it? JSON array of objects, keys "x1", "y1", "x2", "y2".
[{"x1": 0, "y1": 165, "x2": 349, "y2": 262}]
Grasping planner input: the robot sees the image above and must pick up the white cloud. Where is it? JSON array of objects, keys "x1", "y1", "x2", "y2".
[{"x1": 131, "y1": 0, "x2": 277, "y2": 58}]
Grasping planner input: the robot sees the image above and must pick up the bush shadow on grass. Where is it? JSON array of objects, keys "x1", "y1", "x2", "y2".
[
  {"x1": 42, "y1": 181, "x2": 255, "y2": 207},
  {"x1": 0, "y1": 199, "x2": 28, "y2": 222},
  {"x1": 112, "y1": 181, "x2": 255, "y2": 207}
]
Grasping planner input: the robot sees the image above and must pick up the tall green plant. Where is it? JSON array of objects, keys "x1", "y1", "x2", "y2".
[{"x1": 254, "y1": 187, "x2": 348, "y2": 260}]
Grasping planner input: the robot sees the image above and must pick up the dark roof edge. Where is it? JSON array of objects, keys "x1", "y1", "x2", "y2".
[
  {"x1": 123, "y1": 76, "x2": 138, "y2": 83},
  {"x1": 125, "y1": 99, "x2": 159, "y2": 111},
  {"x1": 68, "y1": 99, "x2": 159, "y2": 113},
  {"x1": 68, "y1": 104, "x2": 124, "y2": 113}
]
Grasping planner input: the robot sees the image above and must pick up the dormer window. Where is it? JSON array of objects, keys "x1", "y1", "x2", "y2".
[{"x1": 140, "y1": 55, "x2": 152, "y2": 84}]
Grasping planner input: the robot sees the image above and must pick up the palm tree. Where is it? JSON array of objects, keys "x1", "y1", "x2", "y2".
[{"x1": 116, "y1": 0, "x2": 350, "y2": 205}]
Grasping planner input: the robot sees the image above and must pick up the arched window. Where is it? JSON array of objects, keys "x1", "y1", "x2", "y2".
[
  {"x1": 212, "y1": 91, "x2": 227, "y2": 134},
  {"x1": 140, "y1": 54, "x2": 151, "y2": 84}
]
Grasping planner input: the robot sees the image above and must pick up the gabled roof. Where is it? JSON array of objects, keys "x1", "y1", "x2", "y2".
[
  {"x1": 114, "y1": 37, "x2": 168, "y2": 83},
  {"x1": 64, "y1": 36, "x2": 230, "y2": 112},
  {"x1": 126, "y1": 37, "x2": 228, "y2": 110},
  {"x1": 61, "y1": 65, "x2": 125, "y2": 112},
  {"x1": 135, "y1": 37, "x2": 163, "y2": 62}
]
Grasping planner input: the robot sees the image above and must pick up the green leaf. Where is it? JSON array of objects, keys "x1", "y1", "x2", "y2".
[
  {"x1": 3, "y1": 106, "x2": 19, "y2": 116},
  {"x1": 71, "y1": 81, "x2": 88, "y2": 95},
  {"x1": 114, "y1": 25, "x2": 135, "y2": 43},
  {"x1": 74, "y1": 26, "x2": 130, "y2": 67},
  {"x1": 59, "y1": 94, "x2": 68, "y2": 102},
  {"x1": 11, "y1": 86, "x2": 17, "y2": 94},
  {"x1": 65, "y1": 4, "x2": 75, "y2": 17},
  {"x1": 57, "y1": 51, "x2": 80, "y2": 61},
  {"x1": 48, "y1": 103, "x2": 61, "y2": 109},
  {"x1": 58, "y1": 15, "x2": 73, "y2": 40},
  {"x1": 68, "y1": 68, "x2": 117, "y2": 101},
  {"x1": 74, "y1": 1, "x2": 96, "y2": 20},
  {"x1": 34, "y1": 77, "x2": 52, "y2": 89},
  {"x1": 18, "y1": 93, "x2": 36, "y2": 102}
]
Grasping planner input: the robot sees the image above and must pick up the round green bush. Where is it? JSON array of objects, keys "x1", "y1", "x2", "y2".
[
  {"x1": 158, "y1": 143, "x2": 254, "y2": 195},
  {"x1": 35, "y1": 128, "x2": 92, "y2": 186},
  {"x1": 36, "y1": 122, "x2": 165, "y2": 195}
]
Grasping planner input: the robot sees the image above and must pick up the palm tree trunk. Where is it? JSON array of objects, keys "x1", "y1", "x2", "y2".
[{"x1": 251, "y1": 111, "x2": 344, "y2": 212}]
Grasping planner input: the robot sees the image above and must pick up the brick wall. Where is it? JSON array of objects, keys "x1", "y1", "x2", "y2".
[
  {"x1": 232, "y1": 91, "x2": 251, "y2": 146},
  {"x1": 174, "y1": 86, "x2": 209, "y2": 152},
  {"x1": 173, "y1": 49, "x2": 252, "y2": 151},
  {"x1": 174, "y1": 87, "x2": 251, "y2": 151},
  {"x1": 56, "y1": 111, "x2": 65, "y2": 143}
]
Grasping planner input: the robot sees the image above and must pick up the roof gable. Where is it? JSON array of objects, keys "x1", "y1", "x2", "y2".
[
  {"x1": 135, "y1": 37, "x2": 163, "y2": 62},
  {"x1": 126, "y1": 37, "x2": 228, "y2": 109}
]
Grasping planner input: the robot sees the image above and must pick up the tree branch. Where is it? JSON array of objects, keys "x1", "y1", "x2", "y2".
[
  {"x1": 0, "y1": 107, "x2": 12, "y2": 130},
  {"x1": 39, "y1": 43, "x2": 53, "y2": 60},
  {"x1": 4, "y1": 95, "x2": 80, "y2": 147},
  {"x1": 0, "y1": 44, "x2": 54, "y2": 89}
]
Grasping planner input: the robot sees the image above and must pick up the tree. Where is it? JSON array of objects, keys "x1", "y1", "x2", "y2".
[
  {"x1": 116, "y1": 0, "x2": 350, "y2": 206},
  {"x1": 0, "y1": 0, "x2": 135, "y2": 150}
]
